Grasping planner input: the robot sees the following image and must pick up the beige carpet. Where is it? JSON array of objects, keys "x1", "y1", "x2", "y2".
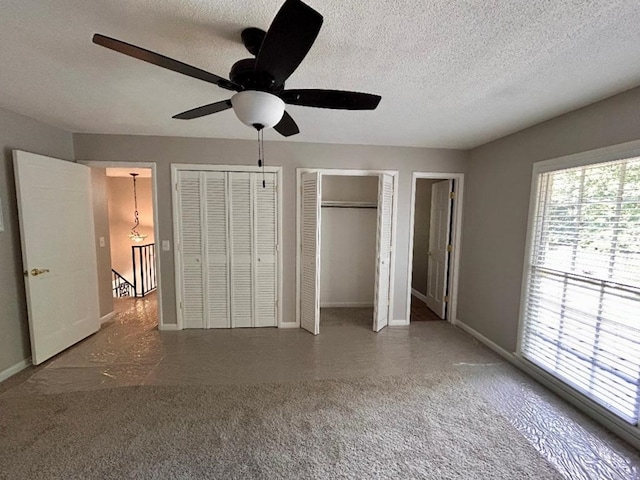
[{"x1": 0, "y1": 372, "x2": 562, "y2": 479}]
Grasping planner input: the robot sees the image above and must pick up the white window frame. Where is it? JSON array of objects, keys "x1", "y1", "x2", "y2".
[
  {"x1": 171, "y1": 164, "x2": 283, "y2": 330},
  {"x1": 516, "y1": 139, "x2": 640, "y2": 446}
]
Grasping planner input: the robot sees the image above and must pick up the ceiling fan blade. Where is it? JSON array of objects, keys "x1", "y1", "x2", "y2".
[
  {"x1": 273, "y1": 111, "x2": 300, "y2": 137},
  {"x1": 280, "y1": 89, "x2": 381, "y2": 110},
  {"x1": 93, "y1": 34, "x2": 240, "y2": 92},
  {"x1": 172, "y1": 100, "x2": 232, "y2": 120},
  {"x1": 255, "y1": 0, "x2": 323, "y2": 87}
]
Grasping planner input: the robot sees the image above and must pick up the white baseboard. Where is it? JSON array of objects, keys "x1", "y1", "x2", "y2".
[
  {"x1": 389, "y1": 318, "x2": 409, "y2": 326},
  {"x1": 453, "y1": 318, "x2": 514, "y2": 362},
  {"x1": 453, "y1": 318, "x2": 640, "y2": 450},
  {"x1": 410, "y1": 288, "x2": 429, "y2": 305},
  {"x1": 100, "y1": 311, "x2": 115, "y2": 324},
  {"x1": 320, "y1": 302, "x2": 374, "y2": 308},
  {"x1": 158, "y1": 323, "x2": 179, "y2": 331},
  {"x1": 0, "y1": 358, "x2": 31, "y2": 383}
]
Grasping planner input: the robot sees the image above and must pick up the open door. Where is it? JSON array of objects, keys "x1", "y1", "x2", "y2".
[
  {"x1": 14, "y1": 151, "x2": 100, "y2": 365},
  {"x1": 300, "y1": 171, "x2": 321, "y2": 335},
  {"x1": 426, "y1": 179, "x2": 454, "y2": 318},
  {"x1": 373, "y1": 174, "x2": 394, "y2": 332}
]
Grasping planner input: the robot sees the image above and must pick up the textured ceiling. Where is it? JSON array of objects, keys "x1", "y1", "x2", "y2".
[{"x1": 1, "y1": 0, "x2": 640, "y2": 149}]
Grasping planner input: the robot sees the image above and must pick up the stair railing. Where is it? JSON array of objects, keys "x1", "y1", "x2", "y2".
[{"x1": 112, "y1": 269, "x2": 134, "y2": 297}]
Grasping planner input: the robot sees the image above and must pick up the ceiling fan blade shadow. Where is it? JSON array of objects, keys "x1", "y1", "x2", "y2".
[
  {"x1": 273, "y1": 111, "x2": 300, "y2": 137},
  {"x1": 172, "y1": 100, "x2": 233, "y2": 120},
  {"x1": 93, "y1": 34, "x2": 240, "y2": 92},
  {"x1": 280, "y1": 89, "x2": 381, "y2": 110},
  {"x1": 255, "y1": 0, "x2": 323, "y2": 87}
]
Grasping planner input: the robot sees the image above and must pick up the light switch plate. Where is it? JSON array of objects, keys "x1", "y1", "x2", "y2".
[
  {"x1": 99, "y1": 236, "x2": 106, "y2": 247},
  {"x1": 162, "y1": 240, "x2": 171, "y2": 251}
]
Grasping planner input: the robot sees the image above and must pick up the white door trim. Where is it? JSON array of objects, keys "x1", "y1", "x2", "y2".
[
  {"x1": 406, "y1": 172, "x2": 464, "y2": 324},
  {"x1": 80, "y1": 161, "x2": 165, "y2": 329},
  {"x1": 171, "y1": 164, "x2": 283, "y2": 330},
  {"x1": 295, "y1": 168, "x2": 399, "y2": 329}
]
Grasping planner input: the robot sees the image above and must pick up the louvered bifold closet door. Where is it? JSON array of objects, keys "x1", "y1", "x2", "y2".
[
  {"x1": 178, "y1": 171, "x2": 205, "y2": 328},
  {"x1": 229, "y1": 172, "x2": 254, "y2": 328},
  {"x1": 300, "y1": 172, "x2": 321, "y2": 335},
  {"x1": 254, "y1": 173, "x2": 278, "y2": 327},
  {"x1": 373, "y1": 174, "x2": 394, "y2": 332},
  {"x1": 204, "y1": 172, "x2": 230, "y2": 328}
]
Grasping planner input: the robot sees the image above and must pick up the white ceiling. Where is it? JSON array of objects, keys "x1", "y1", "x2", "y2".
[{"x1": 1, "y1": 1, "x2": 640, "y2": 149}]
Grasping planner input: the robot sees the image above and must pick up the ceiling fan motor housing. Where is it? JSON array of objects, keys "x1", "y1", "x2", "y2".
[{"x1": 230, "y1": 58, "x2": 281, "y2": 92}]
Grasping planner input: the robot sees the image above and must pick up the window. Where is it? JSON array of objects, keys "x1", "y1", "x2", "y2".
[{"x1": 520, "y1": 154, "x2": 640, "y2": 424}]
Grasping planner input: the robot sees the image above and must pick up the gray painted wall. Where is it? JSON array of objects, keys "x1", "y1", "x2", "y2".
[
  {"x1": 458, "y1": 86, "x2": 640, "y2": 352},
  {"x1": 73, "y1": 134, "x2": 468, "y2": 326},
  {"x1": 0, "y1": 108, "x2": 74, "y2": 373},
  {"x1": 90, "y1": 168, "x2": 114, "y2": 319}
]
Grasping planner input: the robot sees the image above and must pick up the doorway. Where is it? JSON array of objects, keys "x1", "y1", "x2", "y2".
[
  {"x1": 407, "y1": 173, "x2": 464, "y2": 324},
  {"x1": 83, "y1": 161, "x2": 164, "y2": 329},
  {"x1": 296, "y1": 169, "x2": 398, "y2": 335}
]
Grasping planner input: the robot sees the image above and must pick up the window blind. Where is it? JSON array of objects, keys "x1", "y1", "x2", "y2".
[{"x1": 521, "y1": 156, "x2": 640, "y2": 424}]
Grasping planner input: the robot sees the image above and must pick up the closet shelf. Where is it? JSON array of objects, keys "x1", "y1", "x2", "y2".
[{"x1": 321, "y1": 201, "x2": 377, "y2": 209}]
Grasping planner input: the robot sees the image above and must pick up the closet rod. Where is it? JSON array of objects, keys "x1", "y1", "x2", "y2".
[{"x1": 321, "y1": 205, "x2": 377, "y2": 209}]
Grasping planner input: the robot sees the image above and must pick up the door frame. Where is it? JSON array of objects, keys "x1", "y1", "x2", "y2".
[
  {"x1": 81, "y1": 161, "x2": 165, "y2": 329},
  {"x1": 295, "y1": 168, "x2": 399, "y2": 329},
  {"x1": 171, "y1": 164, "x2": 284, "y2": 330},
  {"x1": 406, "y1": 172, "x2": 464, "y2": 323}
]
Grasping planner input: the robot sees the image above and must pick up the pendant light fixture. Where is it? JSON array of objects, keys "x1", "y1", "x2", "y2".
[{"x1": 128, "y1": 173, "x2": 147, "y2": 243}]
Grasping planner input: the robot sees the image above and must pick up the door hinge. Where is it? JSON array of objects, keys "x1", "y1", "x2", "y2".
[
  {"x1": 179, "y1": 301, "x2": 183, "y2": 309},
  {"x1": 443, "y1": 295, "x2": 449, "y2": 303},
  {"x1": 449, "y1": 192, "x2": 455, "y2": 200},
  {"x1": 276, "y1": 244, "x2": 280, "y2": 252},
  {"x1": 447, "y1": 244, "x2": 453, "y2": 253},
  {"x1": 175, "y1": 183, "x2": 179, "y2": 192}
]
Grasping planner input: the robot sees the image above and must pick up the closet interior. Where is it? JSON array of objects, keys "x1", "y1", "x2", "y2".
[
  {"x1": 300, "y1": 170, "x2": 395, "y2": 335},
  {"x1": 320, "y1": 175, "x2": 378, "y2": 326}
]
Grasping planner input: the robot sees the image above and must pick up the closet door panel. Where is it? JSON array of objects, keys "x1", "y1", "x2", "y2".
[
  {"x1": 178, "y1": 171, "x2": 205, "y2": 328},
  {"x1": 374, "y1": 174, "x2": 393, "y2": 332},
  {"x1": 229, "y1": 172, "x2": 254, "y2": 328},
  {"x1": 300, "y1": 172, "x2": 321, "y2": 335},
  {"x1": 204, "y1": 172, "x2": 230, "y2": 328},
  {"x1": 254, "y1": 173, "x2": 278, "y2": 327}
]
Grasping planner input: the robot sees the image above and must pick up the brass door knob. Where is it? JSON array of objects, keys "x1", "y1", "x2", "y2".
[{"x1": 30, "y1": 268, "x2": 50, "y2": 276}]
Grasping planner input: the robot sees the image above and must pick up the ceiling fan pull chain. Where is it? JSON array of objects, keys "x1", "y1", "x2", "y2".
[
  {"x1": 257, "y1": 129, "x2": 262, "y2": 168},
  {"x1": 261, "y1": 129, "x2": 266, "y2": 188}
]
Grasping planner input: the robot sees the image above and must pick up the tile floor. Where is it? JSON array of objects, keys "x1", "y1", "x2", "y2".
[{"x1": 3, "y1": 295, "x2": 640, "y2": 479}]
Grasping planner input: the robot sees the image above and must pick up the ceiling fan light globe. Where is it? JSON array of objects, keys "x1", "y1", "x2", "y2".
[{"x1": 231, "y1": 90, "x2": 285, "y2": 130}]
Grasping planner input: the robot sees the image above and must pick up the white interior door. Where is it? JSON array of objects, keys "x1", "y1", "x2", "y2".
[
  {"x1": 13, "y1": 150, "x2": 100, "y2": 365},
  {"x1": 426, "y1": 179, "x2": 453, "y2": 318},
  {"x1": 300, "y1": 172, "x2": 321, "y2": 335},
  {"x1": 204, "y1": 172, "x2": 230, "y2": 328},
  {"x1": 373, "y1": 174, "x2": 394, "y2": 332},
  {"x1": 177, "y1": 171, "x2": 205, "y2": 328}
]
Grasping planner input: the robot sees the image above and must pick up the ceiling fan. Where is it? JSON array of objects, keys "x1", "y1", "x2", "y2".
[{"x1": 93, "y1": 0, "x2": 381, "y2": 137}]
